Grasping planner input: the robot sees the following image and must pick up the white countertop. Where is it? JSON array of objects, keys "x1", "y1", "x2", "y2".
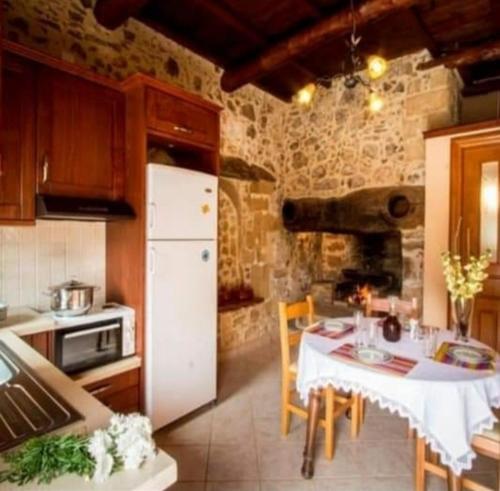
[{"x1": 0, "y1": 310, "x2": 177, "y2": 491}]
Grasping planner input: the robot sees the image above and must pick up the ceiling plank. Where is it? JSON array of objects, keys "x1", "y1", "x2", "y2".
[
  {"x1": 417, "y1": 39, "x2": 500, "y2": 70},
  {"x1": 93, "y1": 0, "x2": 150, "y2": 30},
  {"x1": 220, "y1": 0, "x2": 426, "y2": 92},
  {"x1": 195, "y1": 0, "x2": 330, "y2": 89},
  {"x1": 462, "y1": 77, "x2": 500, "y2": 97}
]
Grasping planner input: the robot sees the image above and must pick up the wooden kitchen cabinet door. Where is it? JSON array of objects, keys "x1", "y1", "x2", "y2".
[
  {"x1": 0, "y1": 55, "x2": 36, "y2": 223},
  {"x1": 21, "y1": 331, "x2": 54, "y2": 361},
  {"x1": 36, "y1": 66, "x2": 125, "y2": 200}
]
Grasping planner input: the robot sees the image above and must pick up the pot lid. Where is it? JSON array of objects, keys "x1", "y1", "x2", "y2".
[{"x1": 48, "y1": 280, "x2": 96, "y2": 291}]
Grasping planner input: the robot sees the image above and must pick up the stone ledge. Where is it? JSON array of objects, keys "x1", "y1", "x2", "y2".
[{"x1": 218, "y1": 297, "x2": 265, "y2": 313}]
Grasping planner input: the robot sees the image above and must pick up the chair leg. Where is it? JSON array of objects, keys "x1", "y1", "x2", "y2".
[
  {"x1": 446, "y1": 468, "x2": 462, "y2": 491},
  {"x1": 280, "y1": 375, "x2": 291, "y2": 436},
  {"x1": 359, "y1": 395, "x2": 366, "y2": 424},
  {"x1": 324, "y1": 386, "x2": 335, "y2": 460},
  {"x1": 415, "y1": 437, "x2": 426, "y2": 491},
  {"x1": 351, "y1": 394, "x2": 361, "y2": 438}
]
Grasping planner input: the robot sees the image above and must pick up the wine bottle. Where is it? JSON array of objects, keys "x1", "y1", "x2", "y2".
[{"x1": 383, "y1": 296, "x2": 402, "y2": 342}]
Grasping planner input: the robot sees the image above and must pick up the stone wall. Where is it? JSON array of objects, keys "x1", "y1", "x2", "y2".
[
  {"x1": 3, "y1": 0, "x2": 286, "y2": 352},
  {"x1": 280, "y1": 52, "x2": 461, "y2": 305}
]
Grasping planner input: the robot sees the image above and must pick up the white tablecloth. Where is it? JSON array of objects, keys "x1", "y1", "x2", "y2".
[{"x1": 296, "y1": 318, "x2": 500, "y2": 475}]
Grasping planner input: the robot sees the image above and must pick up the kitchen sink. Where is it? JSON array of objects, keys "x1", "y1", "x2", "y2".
[{"x1": 0, "y1": 340, "x2": 82, "y2": 452}]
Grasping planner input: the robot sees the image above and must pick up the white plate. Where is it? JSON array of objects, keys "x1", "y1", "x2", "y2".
[
  {"x1": 323, "y1": 320, "x2": 347, "y2": 332},
  {"x1": 354, "y1": 347, "x2": 393, "y2": 365},
  {"x1": 449, "y1": 346, "x2": 490, "y2": 364}
]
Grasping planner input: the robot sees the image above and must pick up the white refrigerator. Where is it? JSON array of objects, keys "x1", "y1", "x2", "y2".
[{"x1": 145, "y1": 163, "x2": 218, "y2": 431}]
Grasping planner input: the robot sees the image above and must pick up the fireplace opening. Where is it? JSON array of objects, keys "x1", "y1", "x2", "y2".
[{"x1": 334, "y1": 232, "x2": 402, "y2": 302}]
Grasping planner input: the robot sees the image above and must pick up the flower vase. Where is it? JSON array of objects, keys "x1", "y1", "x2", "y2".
[{"x1": 451, "y1": 297, "x2": 474, "y2": 342}]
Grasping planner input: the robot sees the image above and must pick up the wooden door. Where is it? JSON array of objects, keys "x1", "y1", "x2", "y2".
[
  {"x1": 451, "y1": 131, "x2": 500, "y2": 352},
  {"x1": 0, "y1": 55, "x2": 36, "y2": 223},
  {"x1": 36, "y1": 66, "x2": 125, "y2": 200}
]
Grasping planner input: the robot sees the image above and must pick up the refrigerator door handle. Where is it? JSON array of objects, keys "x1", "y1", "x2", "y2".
[
  {"x1": 149, "y1": 247, "x2": 156, "y2": 275},
  {"x1": 148, "y1": 202, "x2": 157, "y2": 230}
]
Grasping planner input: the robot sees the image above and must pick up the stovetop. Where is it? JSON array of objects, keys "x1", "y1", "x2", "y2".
[{"x1": 0, "y1": 340, "x2": 82, "y2": 452}]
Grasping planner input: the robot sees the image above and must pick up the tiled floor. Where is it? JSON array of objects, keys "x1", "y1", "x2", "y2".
[{"x1": 155, "y1": 335, "x2": 498, "y2": 491}]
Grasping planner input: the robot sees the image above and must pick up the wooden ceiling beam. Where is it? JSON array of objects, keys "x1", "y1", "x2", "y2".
[
  {"x1": 93, "y1": 0, "x2": 150, "y2": 30},
  {"x1": 220, "y1": 0, "x2": 426, "y2": 92},
  {"x1": 417, "y1": 39, "x2": 500, "y2": 70}
]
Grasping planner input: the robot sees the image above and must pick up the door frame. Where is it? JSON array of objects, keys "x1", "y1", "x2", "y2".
[{"x1": 449, "y1": 130, "x2": 500, "y2": 349}]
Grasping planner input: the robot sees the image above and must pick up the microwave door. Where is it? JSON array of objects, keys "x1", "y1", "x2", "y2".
[{"x1": 56, "y1": 321, "x2": 123, "y2": 374}]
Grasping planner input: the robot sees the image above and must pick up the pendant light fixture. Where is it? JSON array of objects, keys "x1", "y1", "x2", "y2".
[{"x1": 295, "y1": 0, "x2": 388, "y2": 112}]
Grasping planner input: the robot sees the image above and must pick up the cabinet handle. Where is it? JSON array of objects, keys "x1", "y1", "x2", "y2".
[
  {"x1": 0, "y1": 153, "x2": 3, "y2": 177},
  {"x1": 88, "y1": 384, "x2": 112, "y2": 397},
  {"x1": 173, "y1": 125, "x2": 193, "y2": 134},
  {"x1": 42, "y1": 155, "x2": 49, "y2": 183}
]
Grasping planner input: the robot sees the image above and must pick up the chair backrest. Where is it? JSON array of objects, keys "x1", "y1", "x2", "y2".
[
  {"x1": 278, "y1": 295, "x2": 314, "y2": 371},
  {"x1": 367, "y1": 297, "x2": 414, "y2": 316}
]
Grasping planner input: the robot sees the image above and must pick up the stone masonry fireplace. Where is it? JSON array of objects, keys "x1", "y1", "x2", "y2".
[
  {"x1": 282, "y1": 186, "x2": 424, "y2": 310},
  {"x1": 334, "y1": 232, "x2": 403, "y2": 301}
]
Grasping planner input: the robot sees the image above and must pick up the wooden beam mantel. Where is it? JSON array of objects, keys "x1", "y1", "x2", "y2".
[
  {"x1": 417, "y1": 39, "x2": 500, "y2": 70},
  {"x1": 94, "y1": 0, "x2": 150, "y2": 30},
  {"x1": 220, "y1": 0, "x2": 425, "y2": 92}
]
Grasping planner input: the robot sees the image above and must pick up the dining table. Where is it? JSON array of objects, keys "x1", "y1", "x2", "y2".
[{"x1": 296, "y1": 317, "x2": 500, "y2": 491}]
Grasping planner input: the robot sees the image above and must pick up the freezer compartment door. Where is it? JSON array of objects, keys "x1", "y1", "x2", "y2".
[
  {"x1": 145, "y1": 240, "x2": 217, "y2": 430},
  {"x1": 147, "y1": 164, "x2": 218, "y2": 240}
]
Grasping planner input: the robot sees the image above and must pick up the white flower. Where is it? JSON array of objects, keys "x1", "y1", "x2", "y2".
[
  {"x1": 92, "y1": 452, "x2": 114, "y2": 483},
  {"x1": 88, "y1": 430, "x2": 115, "y2": 483},
  {"x1": 108, "y1": 413, "x2": 156, "y2": 470}
]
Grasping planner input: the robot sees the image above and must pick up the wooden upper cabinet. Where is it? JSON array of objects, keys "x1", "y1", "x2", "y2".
[
  {"x1": 0, "y1": 55, "x2": 36, "y2": 223},
  {"x1": 36, "y1": 66, "x2": 125, "y2": 200},
  {"x1": 146, "y1": 87, "x2": 218, "y2": 148}
]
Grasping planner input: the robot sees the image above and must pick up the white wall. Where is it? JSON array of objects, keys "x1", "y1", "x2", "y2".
[
  {"x1": 0, "y1": 221, "x2": 106, "y2": 311},
  {"x1": 423, "y1": 125, "x2": 498, "y2": 327}
]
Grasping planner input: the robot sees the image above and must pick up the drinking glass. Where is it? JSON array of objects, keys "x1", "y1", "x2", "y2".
[
  {"x1": 423, "y1": 327, "x2": 438, "y2": 357},
  {"x1": 353, "y1": 310, "x2": 364, "y2": 347},
  {"x1": 368, "y1": 321, "x2": 379, "y2": 348}
]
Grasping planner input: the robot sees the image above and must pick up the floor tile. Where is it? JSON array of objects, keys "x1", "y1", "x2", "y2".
[
  {"x1": 207, "y1": 444, "x2": 259, "y2": 481},
  {"x1": 206, "y1": 482, "x2": 260, "y2": 491},
  {"x1": 312, "y1": 475, "x2": 414, "y2": 491},
  {"x1": 162, "y1": 445, "x2": 209, "y2": 481},
  {"x1": 260, "y1": 480, "x2": 314, "y2": 491},
  {"x1": 155, "y1": 409, "x2": 213, "y2": 446},
  {"x1": 169, "y1": 482, "x2": 206, "y2": 491},
  {"x1": 257, "y1": 442, "x2": 306, "y2": 480}
]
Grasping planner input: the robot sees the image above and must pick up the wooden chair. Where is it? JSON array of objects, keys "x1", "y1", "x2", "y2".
[
  {"x1": 415, "y1": 422, "x2": 500, "y2": 491},
  {"x1": 278, "y1": 295, "x2": 361, "y2": 460}
]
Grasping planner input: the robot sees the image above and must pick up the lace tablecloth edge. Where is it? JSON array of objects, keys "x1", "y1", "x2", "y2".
[{"x1": 297, "y1": 377, "x2": 500, "y2": 476}]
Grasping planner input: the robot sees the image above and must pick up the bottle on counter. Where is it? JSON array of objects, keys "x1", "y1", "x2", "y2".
[{"x1": 383, "y1": 296, "x2": 402, "y2": 342}]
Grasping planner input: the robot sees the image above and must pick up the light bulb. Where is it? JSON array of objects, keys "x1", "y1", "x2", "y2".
[
  {"x1": 369, "y1": 92, "x2": 384, "y2": 112},
  {"x1": 294, "y1": 83, "x2": 316, "y2": 106},
  {"x1": 367, "y1": 55, "x2": 388, "y2": 80}
]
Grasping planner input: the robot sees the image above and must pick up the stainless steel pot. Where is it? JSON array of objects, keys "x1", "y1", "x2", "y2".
[{"x1": 46, "y1": 280, "x2": 99, "y2": 317}]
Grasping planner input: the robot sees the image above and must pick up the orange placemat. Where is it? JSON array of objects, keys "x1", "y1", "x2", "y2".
[
  {"x1": 434, "y1": 342, "x2": 496, "y2": 371},
  {"x1": 330, "y1": 343, "x2": 418, "y2": 377}
]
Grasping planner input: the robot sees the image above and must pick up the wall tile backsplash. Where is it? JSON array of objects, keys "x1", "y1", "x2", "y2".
[{"x1": 0, "y1": 221, "x2": 105, "y2": 311}]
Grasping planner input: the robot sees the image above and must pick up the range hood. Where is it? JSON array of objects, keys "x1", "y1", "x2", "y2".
[{"x1": 36, "y1": 194, "x2": 135, "y2": 222}]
